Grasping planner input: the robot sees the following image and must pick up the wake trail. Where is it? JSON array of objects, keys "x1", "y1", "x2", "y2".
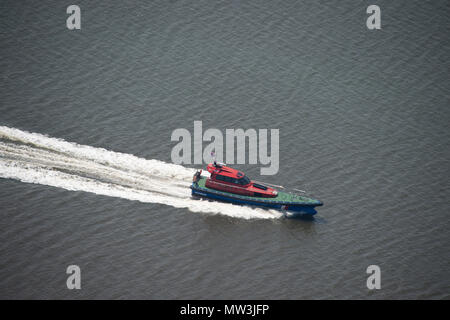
[{"x1": 0, "y1": 126, "x2": 282, "y2": 220}]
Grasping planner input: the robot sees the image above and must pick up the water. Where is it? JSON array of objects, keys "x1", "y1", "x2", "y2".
[{"x1": 0, "y1": 0, "x2": 449, "y2": 299}]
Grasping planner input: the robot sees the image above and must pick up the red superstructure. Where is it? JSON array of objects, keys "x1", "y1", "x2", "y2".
[{"x1": 205, "y1": 162, "x2": 278, "y2": 198}]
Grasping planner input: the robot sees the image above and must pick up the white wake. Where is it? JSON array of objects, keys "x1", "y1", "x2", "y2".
[{"x1": 0, "y1": 126, "x2": 282, "y2": 220}]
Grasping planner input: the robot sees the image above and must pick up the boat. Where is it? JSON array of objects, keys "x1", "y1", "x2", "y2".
[{"x1": 190, "y1": 162, "x2": 323, "y2": 215}]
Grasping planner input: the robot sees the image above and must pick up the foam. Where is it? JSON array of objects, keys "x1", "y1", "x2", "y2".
[{"x1": 0, "y1": 126, "x2": 282, "y2": 220}]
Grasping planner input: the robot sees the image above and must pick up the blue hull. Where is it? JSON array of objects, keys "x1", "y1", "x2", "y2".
[{"x1": 191, "y1": 186, "x2": 319, "y2": 215}]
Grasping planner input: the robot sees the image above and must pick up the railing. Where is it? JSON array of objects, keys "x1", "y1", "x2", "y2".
[
  {"x1": 252, "y1": 180, "x2": 285, "y2": 189},
  {"x1": 195, "y1": 176, "x2": 312, "y2": 198},
  {"x1": 193, "y1": 179, "x2": 319, "y2": 205}
]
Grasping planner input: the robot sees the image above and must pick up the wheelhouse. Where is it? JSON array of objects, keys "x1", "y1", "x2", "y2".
[{"x1": 205, "y1": 162, "x2": 277, "y2": 198}]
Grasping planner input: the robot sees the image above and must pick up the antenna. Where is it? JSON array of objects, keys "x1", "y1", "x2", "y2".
[{"x1": 211, "y1": 151, "x2": 217, "y2": 165}]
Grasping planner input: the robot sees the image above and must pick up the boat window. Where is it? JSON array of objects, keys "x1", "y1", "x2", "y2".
[
  {"x1": 215, "y1": 175, "x2": 234, "y2": 183},
  {"x1": 216, "y1": 174, "x2": 249, "y2": 185},
  {"x1": 238, "y1": 176, "x2": 250, "y2": 185},
  {"x1": 253, "y1": 183, "x2": 268, "y2": 190},
  {"x1": 215, "y1": 175, "x2": 226, "y2": 182}
]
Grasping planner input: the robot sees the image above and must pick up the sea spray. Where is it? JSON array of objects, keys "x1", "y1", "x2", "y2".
[{"x1": 0, "y1": 126, "x2": 282, "y2": 220}]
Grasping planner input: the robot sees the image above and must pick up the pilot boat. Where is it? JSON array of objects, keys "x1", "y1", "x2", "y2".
[{"x1": 190, "y1": 162, "x2": 323, "y2": 215}]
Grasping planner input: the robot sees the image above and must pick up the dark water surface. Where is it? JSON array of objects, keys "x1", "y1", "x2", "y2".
[{"x1": 0, "y1": 0, "x2": 449, "y2": 299}]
